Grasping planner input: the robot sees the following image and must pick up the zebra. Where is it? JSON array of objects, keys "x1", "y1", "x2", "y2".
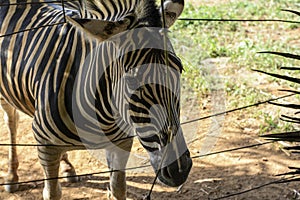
[{"x1": 0, "y1": 0, "x2": 192, "y2": 199}]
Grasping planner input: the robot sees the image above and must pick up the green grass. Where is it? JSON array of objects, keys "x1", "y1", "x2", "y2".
[
  {"x1": 171, "y1": 0, "x2": 300, "y2": 134},
  {"x1": 172, "y1": 1, "x2": 300, "y2": 69}
]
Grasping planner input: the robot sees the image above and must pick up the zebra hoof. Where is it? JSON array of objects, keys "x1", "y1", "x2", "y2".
[
  {"x1": 62, "y1": 170, "x2": 78, "y2": 183},
  {"x1": 107, "y1": 187, "x2": 113, "y2": 200},
  {"x1": 43, "y1": 184, "x2": 62, "y2": 200},
  {"x1": 107, "y1": 186, "x2": 126, "y2": 200},
  {"x1": 4, "y1": 175, "x2": 19, "y2": 193},
  {"x1": 4, "y1": 184, "x2": 19, "y2": 193}
]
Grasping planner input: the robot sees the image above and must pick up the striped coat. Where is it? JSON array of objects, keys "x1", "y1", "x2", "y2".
[{"x1": 0, "y1": 0, "x2": 191, "y2": 199}]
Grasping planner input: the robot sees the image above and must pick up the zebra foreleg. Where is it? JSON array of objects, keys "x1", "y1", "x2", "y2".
[
  {"x1": 106, "y1": 139, "x2": 133, "y2": 200},
  {"x1": 60, "y1": 152, "x2": 78, "y2": 183},
  {"x1": 38, "y1": 146, "x2": 62, "y2": 200},
  {"x1": 0, "y1": 97, "x2": 19, "y2": 193}
]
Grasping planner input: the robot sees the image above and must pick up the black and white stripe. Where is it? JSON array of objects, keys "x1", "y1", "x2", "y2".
[{"x1": 1, "y1": 0, "x2": 191, "y2": 199}]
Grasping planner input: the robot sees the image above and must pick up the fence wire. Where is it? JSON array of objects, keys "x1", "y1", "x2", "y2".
[
  {"x1": 0, "y1": 0, "x2": 72, "y2": 6},
  {"x1": 0, "y1": 141, "x2": 272, "y2": 187},
  {"x1": 213, "y1": 175, "x2": 300, "y2": 200},
  {"x1": 0, "y1": 1, "x2": 299, "y2": 199},
  {"x1": 1, "y1": 2, "x2": 300, "y2": 38},
  {"x1": 1, "y1": 140, "x2": 295, "y2": 200},
  {"x1": 0, "y1": 93, "x2": 294, "y2": 148},
  {"x1": 0, "y1": 94, "x2": 295, "y2": 198},
  {"x1": 179, "y1": 18, "x2": 300, "y2": 24}
]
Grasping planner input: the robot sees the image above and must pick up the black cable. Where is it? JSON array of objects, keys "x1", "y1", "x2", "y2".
[
  {"x1": 0, "y1": 140, "x2": 291, "y2": 200},
  {"x1": 192, "y1": 141, "x2": 273, "y2": 159},
  {"x1": 0, "y1": 1, "x2": 73, "y2": 6},
  {"x1": 0, "y1": 22, "x2": 66, "y2": 38},
  {"x1": 181, "y1": 93, "x2": 295, "y2": 125},
  {"x1": 0, "y1": 135, "x2": 137, "y2": 148},
  {"x1": 0, "y1": 2, "x2": 299, "y2": 198},
  {"x1": 213, "y1": 176, "x2": 300, "y2": 200},
  {"x1": 178, "y1": 18, "x2": 300, "y2": 24},
  {"x1": 0, "y1": 164, "x2": 151, "y2": 187},
  {"x1": 0, "y1": 94, "x2": 294, "y2": 147},
  {"x1": 0, "y1": 141, "x2": 272, "y2": 187},
  {"x1": 61, "y1": 0, "x2": 66, "y2": 23}
]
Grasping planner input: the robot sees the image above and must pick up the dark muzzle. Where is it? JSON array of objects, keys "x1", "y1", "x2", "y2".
[
  {"x1": 158, "y1": 149, "x2": 192, "y2": 187},
  {"x1": 152, "y1": 128, "x2": 193, "y2": 187}
]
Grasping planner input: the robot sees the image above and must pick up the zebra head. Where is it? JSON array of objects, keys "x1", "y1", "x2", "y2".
[
  {"x1": 122, "y1": 45, "x2": 193, "y2": 187},
  {"x1": 70, "y1": 0, "x2": 192, "y2": 187},
  {"x1": 113, "y1": 27, "x2": 193, "y2": 186}
]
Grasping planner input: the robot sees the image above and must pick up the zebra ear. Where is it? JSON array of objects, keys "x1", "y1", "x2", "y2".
[
  {"x1": 66, "y1": 16, "x2": 130, "y2": 40},
  {"x1": 160, "y1": 0, "x2": 184, "y2": 28}
]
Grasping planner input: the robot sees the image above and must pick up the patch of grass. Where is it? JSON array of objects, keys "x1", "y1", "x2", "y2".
[
  {"x1": 225, "y1": 81, "x2": 270, "y2": 109},
  {"x1": 171, "y1": 0, "x2": 300, "y2": 134},
  {"x1": 172, "y1": 1, "x2": 300, "y2": 70},
  {"x1": 259, "y1": 111, "x2": 296, "y2": 134}
]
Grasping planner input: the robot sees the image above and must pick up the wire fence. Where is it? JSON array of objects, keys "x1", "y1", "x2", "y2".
[
  {"x1": 1, "y1": 139, "x2": 298, "y2": 199},
  {"x1": 0, "y1": 0, "x2": 299, "y2": 199},
  {"x1": 179, "y1": 18, "x2": 300, "y2": 24},
  {"x1": 0, "y1": 94, "x2": 296, "y2": 198},
  {"x1": 0, "y1": 93, "x2": 294, "y2": 148},
  {"x1": 0, "y1": 141, "x2": 274, "y2": 190}
]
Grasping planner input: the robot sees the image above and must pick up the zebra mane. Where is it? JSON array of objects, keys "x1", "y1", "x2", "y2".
[{"x1": 82, "y1": 0, "x2": 162, "y2": 27}]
